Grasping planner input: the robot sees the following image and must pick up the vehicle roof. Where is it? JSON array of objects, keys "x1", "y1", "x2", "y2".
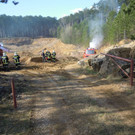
[{"x1": 86, "y1": 48, "x2": 96, "y2": 50}]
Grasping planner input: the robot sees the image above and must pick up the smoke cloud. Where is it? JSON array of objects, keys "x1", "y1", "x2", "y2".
[
  {"x1": 89, "y1": 0, "x2": 118, "y2": 49},
  {"x1": 89, "y1": 12, "x2": 104, "y2": 49}
]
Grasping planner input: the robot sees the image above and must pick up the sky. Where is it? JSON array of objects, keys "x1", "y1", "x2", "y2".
[{"x1": 0, "y1": 0, "x2": 100, "y2": 19}]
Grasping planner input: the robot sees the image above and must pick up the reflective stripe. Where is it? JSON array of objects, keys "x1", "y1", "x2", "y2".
[
  {"x1": 2, "y1": 56, "x2": 8, "y2": 64},
  {"x1": 13, "y1": 56, "x2": 20, "y2": 64},
  {"x1": 14, "y1": 59, "x2": 20, "y2": 64},
  {"x1": 52, "y1": 52, "x2": 56, "y2": 56}
]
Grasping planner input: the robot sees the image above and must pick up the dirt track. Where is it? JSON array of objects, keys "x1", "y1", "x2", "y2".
[
  {"x1": 17, "y1": 60, "x2": 135, "y2": 135},
  {"x1": 1, "y1": 38, "x2": 135, "y2": 135},
  {"x1": 27, "y1": 62, "x2": 135, "y2": 135}
]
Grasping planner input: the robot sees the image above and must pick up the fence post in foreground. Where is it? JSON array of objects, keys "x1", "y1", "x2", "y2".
[
  {"x1": 11, "y1": 78, "x2": 17, "y2": 108},
  {"x1": 130, "y1": 59, "x2": 134, "y2": 86}
]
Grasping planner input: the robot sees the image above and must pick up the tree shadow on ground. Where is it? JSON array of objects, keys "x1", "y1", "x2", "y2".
[
  {"x1": 0, "y1": 65, "x2": 39, "y2": 72},
  {"x1": 27, "y1": 69, "x2": 135, "y2": 135},
  {"x1": 1, "y1": 67, "x2": 135, "y2": 135}
]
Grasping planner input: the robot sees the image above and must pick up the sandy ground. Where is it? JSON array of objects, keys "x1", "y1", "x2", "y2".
[{"x1": 0, "y1": 38, "x2": 135, "y2": 135}]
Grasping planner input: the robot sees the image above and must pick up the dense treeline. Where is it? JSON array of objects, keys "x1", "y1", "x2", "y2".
[
  {"x1": 57, "y1": 9, "x2": 96, "y2": 46},
  {"x1": 0, "y1": 15, "x2": 58, "y2": 38},
  {"x1": 104, "y1": 0, "x2": 135, "y2": 44},
  {"x1": 57, "y1": 8, "x2": 93, "y2": 46},
  {"x1": 57, "y1": 0, "x2": 134, "y2": 46}
]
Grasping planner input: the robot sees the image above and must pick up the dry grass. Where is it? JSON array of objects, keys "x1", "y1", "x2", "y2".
[
  {"x1": 0, "y1": 73, "x2": 36, "y2": 134},
  {"x1": 0, "y1": 101, "x2": 31, "y2": 134}
]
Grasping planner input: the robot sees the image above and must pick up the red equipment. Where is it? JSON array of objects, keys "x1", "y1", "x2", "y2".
[{"x1": 83, "y1": 48, "x2": 96, "y2": 58}]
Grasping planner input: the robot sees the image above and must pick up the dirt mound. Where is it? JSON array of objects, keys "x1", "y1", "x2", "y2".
[
  {"x1": 30, "y1": 57, "x2": 42, "y2": 63},
  {"x1": 108, "y1": 47, "x2": 131, "y2": 58},
  {"x1": 25, "y1": 57, "x2": 42, "y2": 64},
  {"x1": 60, "y1": 57, "x2": 79, "y2": 63},
  {"x1": 118, "y1": 39, "x2": 132, "y2": 45},
  {"x1": 0, "y1": 37, "x2": 33, "y2": 46},
  {"x1": 31, "y1": 38, "x2": 81, "y2": 58},
  {"x1": 130, "y1": 46, "x2": 135, "y2": 58},
  {"x1": 32, "y1": 38, "x2": 55, "y2": 46},
  {"x1": 90, "y1": 46, "x2": 133, "y2": 77},
  {"x1": 99, "y1": 47, "x2": 131, "y2": 76}
]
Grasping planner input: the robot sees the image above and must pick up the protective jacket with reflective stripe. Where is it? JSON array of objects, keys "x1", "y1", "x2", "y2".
[
  {"x1": 13, "y1": 55, "x2": 20, "y2": 64},
  {"x1": 52, "y1": 52, "x2": 56, "y2": 58},
  {"x1": 2, "y1": 56, "x2": 9, "y2": 64}
]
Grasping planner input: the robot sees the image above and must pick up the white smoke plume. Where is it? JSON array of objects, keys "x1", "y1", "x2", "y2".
[
  {"x1": 89, "y1": 0, "x2": 118, "y2": 49},
  {"x1": 90, "y1": 34, "x2": 104, "y2": 49},
  {"x1": 89, "y1": 12, "x2": 104, "y2": 49}
]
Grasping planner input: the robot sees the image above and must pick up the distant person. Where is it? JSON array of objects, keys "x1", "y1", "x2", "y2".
[
  {"x1": 44, "y1": 49, "x2": 47, "y2": 62},
  {"x1": 41, "y1": 50, "x2": 45, "y2": 62},
  {"x1": 0, "y1": 52, "x2": 2, "y2": 64},
  {"x1": 51, "y1": 50, "x2": 56, "y2": 62},
  {"x1": 2, "y1": 52, "x2": 9, "y2": 69},
  {"x1": 0, "y1": 56, "x2": 2, "y2": 64},
  {"x1": 13, "y1": 52, "x2": 20, "y2": 66},
  {"x1": 46, "y1": 50, "x2": 51, "y2": 62}
]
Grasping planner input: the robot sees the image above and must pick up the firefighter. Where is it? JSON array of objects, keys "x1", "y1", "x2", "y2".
[
  {"x1": 51, "y1": 50, "x2": 56, "y2": 62},
  {"x1": 13, "y1": 52, "x2": 20, "y2": 67},
  {"x1": 2, "y1": 52, "x2": 9, "y2": 70},
  {"x1": 41, "y1": 50, "x2": 45, "y2": 62},
  {"x1": 46, "y1": 50, "x2": 51, "y2": 62},
  {"x1": 44, "y1": 50, "x2": 47, "y2": 62}
]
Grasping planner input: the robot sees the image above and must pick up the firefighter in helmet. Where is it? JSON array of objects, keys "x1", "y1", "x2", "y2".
[
  {"x1": 2, "y1": 52, "x2": 9, "y2": 69},
  {"x1": 46, "y1": 50, "x2": 51, "y2": 62},
  {"x1": 51, "y1": 50, "x2": 56, "y2": 62},
  {"x1": 13, "y1": 52, "x2": 20, "y2": 66},
  {"x1": 41, "y1": 50, "x2": 45, "y2": 62}
]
